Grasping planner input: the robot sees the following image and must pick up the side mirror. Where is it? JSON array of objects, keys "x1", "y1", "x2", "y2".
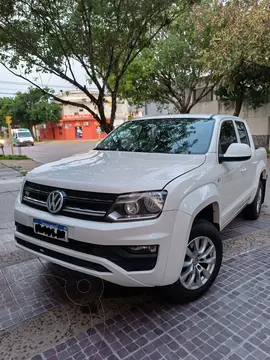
[{"x1": 219, "y1": 143, "x2": 252, "y2": 163}]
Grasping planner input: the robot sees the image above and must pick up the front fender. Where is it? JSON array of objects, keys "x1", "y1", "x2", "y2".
[{"x1": 179, "y1": 183, "x2": 220, "y2": 223}]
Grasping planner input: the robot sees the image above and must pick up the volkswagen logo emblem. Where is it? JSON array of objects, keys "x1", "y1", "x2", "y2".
[{"x1": 46, "y1": 190, "x2": 66, "y2": 214}]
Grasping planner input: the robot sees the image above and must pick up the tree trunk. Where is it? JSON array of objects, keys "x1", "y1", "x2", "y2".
[
  {"x1": 180, "y1": 107, "x2": 189, "y2": 114},
  {"x1": 233, "y1": 98, "x2": 244, "y2": 117},
  {"x1": 110, "y1": 92, "x2": 117, "y2": 129},
  {"x1": 28, "y1": 124, "x2": 36, "y2": 140},
  {"x1": 97, "y1": 102, "x2": 113, "y2": 134}
]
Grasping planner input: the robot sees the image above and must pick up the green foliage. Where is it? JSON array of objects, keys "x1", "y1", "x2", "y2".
[
  {"x1": 216, "y1": 62, "x2": 270, "y2": 115},
  {"x1": 119, "y1": 1, "x2": 222, "y2": 112},
  {"x1": 0, "y1": 97, "x2": 14, "y2": 127},
  {"x1": 0, "y1": 155, "x2": 30, "y2": 160},
  {"x1": 203, "y1": 0, "x2": 270, "y2": 115},
  {"x1": 0, "y1": 88, "x2": 62, "y2": 131},
  {"x1": 0, "y1": 0, "x2": 193, "y2": 132}
]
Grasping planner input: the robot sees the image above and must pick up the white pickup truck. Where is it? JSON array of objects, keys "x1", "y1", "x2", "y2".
[{"x1": 14, "y1": 114, "x2": 267, "y2": 303}]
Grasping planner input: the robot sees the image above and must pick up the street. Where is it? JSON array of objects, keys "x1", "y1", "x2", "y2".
[{"x1": 3, "y1": 140, "x2": 97, "y2": 164}]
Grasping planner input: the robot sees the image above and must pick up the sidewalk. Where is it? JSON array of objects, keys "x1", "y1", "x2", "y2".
[
  {"x1": 0, "y1": 166, "x2": 24, "y2": 193},
  {"x1": 39, "y1": 139, "x2": 100, "y2": 144},
  {"x1": 0, "y1": 159, "x2": 41, "y2": 173}
]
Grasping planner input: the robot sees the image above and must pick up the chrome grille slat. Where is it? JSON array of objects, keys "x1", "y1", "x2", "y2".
[
  {"x1": 22, "y1": 181, "x2": 117, "y2": 221},
  {"x1": 24, "y1": 196, "x2": 47, "y2": 206},
  {"x1": 24, "y1": 187, "x2": 48, "y2": 195},
  {"x1": 66, "y1": 196, "x2": 114, "y2": 204},
  {"x1": 64, "y1": 206, "x2": 106, "y2": 217}
]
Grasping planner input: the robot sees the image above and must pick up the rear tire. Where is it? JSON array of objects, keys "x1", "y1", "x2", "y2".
[
  {"x1": 243, "y1": 181, "x2": 263, "y2": 220},
  {"x1": 163, "y1": 219, "x2": 223, "y2": 304}
]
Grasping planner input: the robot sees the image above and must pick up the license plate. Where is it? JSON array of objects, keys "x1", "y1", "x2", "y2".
[{"x1": 33, "y1": 219, "x2": 68, "y2": 242}]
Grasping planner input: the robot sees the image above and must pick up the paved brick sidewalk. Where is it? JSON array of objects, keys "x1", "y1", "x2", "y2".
[
  {"x1": 1, "y1": 189, "x2": 270, "y2": 359},
  {"x1": 32, "y1": 246, "x2": 270, "y2": 360}
]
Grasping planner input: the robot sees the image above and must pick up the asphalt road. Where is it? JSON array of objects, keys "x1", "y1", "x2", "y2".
[{"x1": 3, "y1": 140, "x2": 97, "y2": 164}]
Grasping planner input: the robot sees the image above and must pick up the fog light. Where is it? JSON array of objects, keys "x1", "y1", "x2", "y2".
[{"x1": 127, "y1": 245, "x2": 158, "y2": 254}]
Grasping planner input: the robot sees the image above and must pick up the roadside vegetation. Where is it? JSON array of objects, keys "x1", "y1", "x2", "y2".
[{"x1": 0, "y1": 155, "x2": 30, "y2": 160}]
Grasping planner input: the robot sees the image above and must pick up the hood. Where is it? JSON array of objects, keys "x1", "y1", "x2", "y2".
[{"x1": 26, "y1": 150, "x2": 206, "y2": 193}]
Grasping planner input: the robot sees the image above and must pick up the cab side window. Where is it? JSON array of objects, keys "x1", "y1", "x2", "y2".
[
  {"x1": 236, "y1": 121, "x2": 250, "y2": 146},
  {"x1": 219, "y1": 121, "x2": 238, "y2": 155}
]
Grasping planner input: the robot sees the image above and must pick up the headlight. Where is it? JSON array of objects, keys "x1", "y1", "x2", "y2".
[{"x1": 106, "y1": 190, "x2": 167, "y2": 222}]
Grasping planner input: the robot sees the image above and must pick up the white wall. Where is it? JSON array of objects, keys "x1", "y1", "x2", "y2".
[
  {"x1": 57, "y1": 91, "x2": 129, "y2": 127},
  {"x1": 191, "y1": 100, "x2": 270, "y2": 136}
]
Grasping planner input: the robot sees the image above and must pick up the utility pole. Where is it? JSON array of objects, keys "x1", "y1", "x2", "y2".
[{"x1": 5, "y1": 116, "x2": 14, "y2": 155}]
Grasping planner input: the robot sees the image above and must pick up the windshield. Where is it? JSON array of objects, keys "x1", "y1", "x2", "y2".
[
  {"x1": 18, "y1": 131, "x2": 31, "y2": 138},
  {"x1": 95, "y1": 118, "x2": 215, "y2": 154}
]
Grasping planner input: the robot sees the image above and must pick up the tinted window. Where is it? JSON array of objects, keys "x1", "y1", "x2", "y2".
[
  {"x1": 219, "y1": 121, "x2": 238, "y2": 154},
  {"x1": 95, "y1": 118, "x2": 215, "y2": 154},
  {"x1": 236, "y1": 121, "x2": 250, "y2": 146}
]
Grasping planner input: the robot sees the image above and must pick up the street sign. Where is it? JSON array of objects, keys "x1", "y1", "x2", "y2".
[{"x1": 5, "y1": 116, "x2": 12, "y2": 125}]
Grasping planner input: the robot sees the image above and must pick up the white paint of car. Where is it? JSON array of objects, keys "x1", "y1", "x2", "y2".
[{"x1": 14, "y1": 114, "x2": 267, "y2": 289}]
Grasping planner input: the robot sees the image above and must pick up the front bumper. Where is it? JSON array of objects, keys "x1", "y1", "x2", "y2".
[
  {"x1": 16, "y1": 140, "x2": 33, "y2": 146},
  {"x1": 14, "y1": 199, "x2": 192, "y2": 287}
]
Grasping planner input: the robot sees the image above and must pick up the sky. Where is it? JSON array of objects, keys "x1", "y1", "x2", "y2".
[{"x1": 0, "y1": 61, "x2": 96, "y2": 97}]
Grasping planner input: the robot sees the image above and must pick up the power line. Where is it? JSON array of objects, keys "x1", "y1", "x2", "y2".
[
  {"x1": 0, "y1": 80, "x2": 97, "y2": 91},
  {"x1": 0, "y1": 80, "x2": 76, "y2": 89}
]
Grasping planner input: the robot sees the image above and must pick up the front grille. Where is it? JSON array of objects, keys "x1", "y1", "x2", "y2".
[
  {"x1": 16, "y1": 237, "x2": 111, "y2": 273},
  {"x1": 22, "y1": 181, "x2": 117, "y2": 221},
  {"x1": 16, "y1": 223, "x2": 158, "y2": 271}
]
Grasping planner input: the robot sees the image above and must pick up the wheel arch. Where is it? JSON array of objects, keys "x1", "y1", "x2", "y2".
[
  {"x1": 248, "y1": 165, "x2": 267, "y2": 204},
  {"x1": 194, "y1": 202, "x2": 220, "y2": 232},
  {"x1": 179, "y1": 183, "x2": 221, "y2": 230},
  {"x1": 260, "y1": 169, "x2": 267, "y2": 204}
]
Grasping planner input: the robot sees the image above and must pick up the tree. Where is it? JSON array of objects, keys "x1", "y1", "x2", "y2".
[
  {"x1": 0, "y1": 0, "x2": 195, "y2": 133},
  {"x1": 203, "y1": 0, "x2": 270, "y2": 115},
  {"x1": 216, "y1": 62, "x2": 270, "y2": 116},
  {"x1": 0, "y1": 88, "x2": 62, "y2": 137},
  {"x1": 0, "y1": 97, "x2": 14, "y2": 127},
  {"x1": 119, "y1": 1, "x2": 222, "y2": 113}
]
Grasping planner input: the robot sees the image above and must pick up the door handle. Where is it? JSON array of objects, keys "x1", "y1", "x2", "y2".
[{"x1": 241, "y1": 168, "x2": 247, "y2": 173}]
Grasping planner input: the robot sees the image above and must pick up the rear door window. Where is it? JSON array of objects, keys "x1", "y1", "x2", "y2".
[
  {"x1": 235, "y1": 121, "x2": 250, "y2": 146},
  {"x1": 218, "y1": 121, "x2": 238, "y2": 155}
]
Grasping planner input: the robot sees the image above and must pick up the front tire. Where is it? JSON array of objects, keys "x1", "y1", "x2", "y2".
[
  {"x1": 164, "y1": 219, "x2": 223, "y2": 304},
  {"x1": 243, "y1": 181, "x2": 263, "y2": 220}
]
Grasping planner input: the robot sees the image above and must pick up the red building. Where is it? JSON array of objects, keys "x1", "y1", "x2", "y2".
[{"x1": 39, "y1": 114, "x2": 107, "y2": 141}]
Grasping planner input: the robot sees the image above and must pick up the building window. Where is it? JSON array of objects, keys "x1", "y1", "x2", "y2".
[{"x1": 194, "y1": 88, "x2": 213, "y2": 102}]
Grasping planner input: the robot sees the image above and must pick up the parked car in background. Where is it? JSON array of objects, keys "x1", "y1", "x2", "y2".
[
  {"x1": 14, "y1": 114, "x2": 267, "y2": 303},
  {"x1": 12, "y1": 128, "x2": 34, "y2": 146}
]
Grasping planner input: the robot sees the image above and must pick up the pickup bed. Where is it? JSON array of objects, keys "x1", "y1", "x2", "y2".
[{"x1": 14, "y1": 114, "x2": 267, "y2": 303}]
